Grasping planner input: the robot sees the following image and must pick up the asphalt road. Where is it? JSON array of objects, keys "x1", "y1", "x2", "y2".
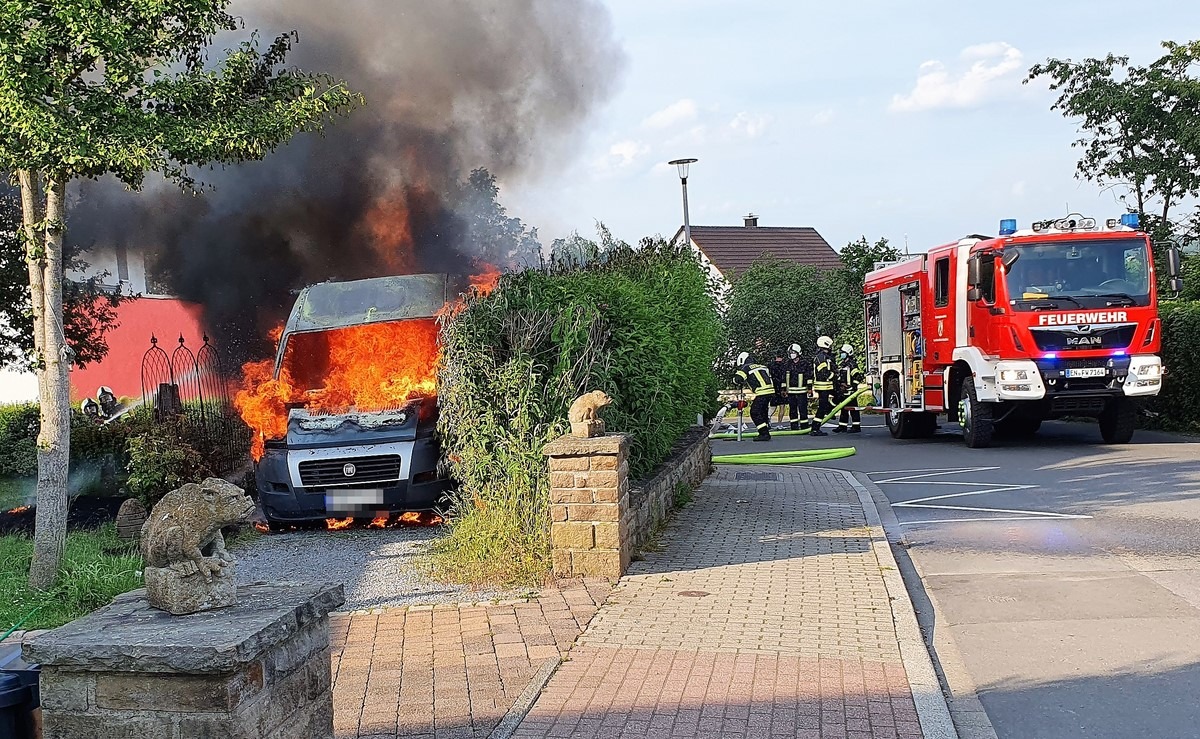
[{"x1": 712, "y1": 413, "x2": 1200, "y2": 739}]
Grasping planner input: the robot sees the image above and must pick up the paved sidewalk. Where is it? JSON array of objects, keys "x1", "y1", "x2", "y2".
[
  {"x1": 513, "y1": 466, "x2": 942, "y2": 739},
  {"x1": 330, "y1": 579, "x2": 610, "y2": 738}
]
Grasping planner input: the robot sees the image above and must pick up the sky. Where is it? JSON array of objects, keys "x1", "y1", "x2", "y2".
[{"x1": 505, "y1": 0, "x2": 1200, "y2": 253}]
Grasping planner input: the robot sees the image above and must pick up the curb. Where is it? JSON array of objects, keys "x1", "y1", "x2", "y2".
[
  {"x1": 825, "y1": 467, "x2": 959, "y2": 739},
  {"x1": 488, "y1": 656, "x2": 561, "y2": 739}
]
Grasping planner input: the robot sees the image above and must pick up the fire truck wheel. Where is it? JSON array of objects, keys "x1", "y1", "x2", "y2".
[
  {"x1": 884, "y1": 377, "x2": 909, "y2": 439},
  {"x1": 959, "y1": 377, "x2": 994, "y2": 448},
  {"x1": 1099, "y1": 399, "x2": 1137, "y2": 444}
]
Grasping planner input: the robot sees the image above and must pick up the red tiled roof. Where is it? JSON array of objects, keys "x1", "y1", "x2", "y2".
[{"x1": 683, "y1": 226, "x2": 842, "y2": 278}]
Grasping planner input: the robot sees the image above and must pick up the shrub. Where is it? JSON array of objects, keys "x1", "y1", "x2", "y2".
[
  {"x1": 126, "y1": 424, "x2": 213, "y2": 507},
  {"x1": 0, "y1": 403, "x2": 39, "y2": 478},
  {"x1": 1148, "y1": 300, "x2": 1200, "y2": 435},
  {"x1": 433, "y1": 239, "x2": 723, "y2": 585}
]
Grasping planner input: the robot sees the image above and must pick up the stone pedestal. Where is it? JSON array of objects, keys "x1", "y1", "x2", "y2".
[
  {"x1": 544, "y1": 433, "x2": 632, "y2": 579},
  {"x1": 23, "y1": 583, "x2": 344, "y2": 739}
]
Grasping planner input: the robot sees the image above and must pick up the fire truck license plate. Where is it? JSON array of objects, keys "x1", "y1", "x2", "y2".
[{"x1": 1064, "y1": 367, "x2": 1106, "y2": 379}]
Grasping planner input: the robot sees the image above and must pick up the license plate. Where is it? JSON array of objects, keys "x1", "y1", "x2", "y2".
[
  {"x1": 1064, "y1": 367, "x2": 1106, "y2": 379},
  {"x1": 325, "y1": 489, "x2": 384, "y2": 511}
]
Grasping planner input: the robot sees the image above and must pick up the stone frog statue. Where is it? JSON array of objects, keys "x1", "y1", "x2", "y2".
[
  {"x1": 568, "y1": 390, "x2": 613, "y2": 438},
  {"x1": 140, "y1": 478, "x2": 257, "y2": 614}
]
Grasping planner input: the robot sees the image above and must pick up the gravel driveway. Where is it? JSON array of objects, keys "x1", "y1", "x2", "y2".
[{"x1": 233, "y1": 527, "x2": 522, "y2": 611}]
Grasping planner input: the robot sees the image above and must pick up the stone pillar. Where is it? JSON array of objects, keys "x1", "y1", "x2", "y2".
[
  {"x1": 23, "y1": 583, "x2": 344, "y2": 739},
  {"x1": 544, "y1": 433, "x2": 631, "y2": 579}
]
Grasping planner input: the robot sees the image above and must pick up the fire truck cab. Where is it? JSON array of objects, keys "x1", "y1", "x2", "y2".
[{"x1": 863, "y1": 214, "x2": 1183, "y2": 448}]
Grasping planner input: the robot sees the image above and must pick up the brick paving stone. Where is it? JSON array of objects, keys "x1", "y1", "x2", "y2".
[
  {"x1": 330, "y1": 578, "x2": 609, "y2": 738},
  {"x1": 517, "y1": 466, "x2": 926, "y2": 738}
]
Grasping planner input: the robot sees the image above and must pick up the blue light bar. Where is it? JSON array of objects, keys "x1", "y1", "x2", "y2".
[
  {"x1": 1113, "y1": 350, "x2": 1126, "y2": 357},
  {"x1": 1120, "y1": 213, "x2": 1140, "y2": 229},
  {"x1": 999, "y1": 218, "x2": 1017, "y2": 236},
  {"x1": 1043, "y1": 352, "x2": 1058, "y2": 360}
]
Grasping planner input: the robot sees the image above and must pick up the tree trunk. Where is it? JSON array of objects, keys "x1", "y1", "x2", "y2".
[{"x1": 27, "y1": 176, "x2": 71, "y2": 591}]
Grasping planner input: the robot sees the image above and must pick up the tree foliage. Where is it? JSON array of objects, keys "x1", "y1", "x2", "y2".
[
  {"x1": 458, "y1": 169, "x2": 542, "y2": 270},
  {"x1": 1026, "y1": 41, "x2": 1200, "y2": 230}
]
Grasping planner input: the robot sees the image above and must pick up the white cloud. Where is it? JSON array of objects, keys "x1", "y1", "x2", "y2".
[
  {"x1": 592, "y1": 139, "x2": 651, "y2": 176},
  {"x1": 1012, "y1": 180, "x2": 1027, "y2": 197},
  {"x1": 810, "y1": 108, "x2": 835, "y2": 126},
  {"x1": 890, "y1": 42, "x2": 1024, "y2": 113},
  {"x1": 642, "y1": 99, "x2": 699, "y2": 130},
  {"x1": 729, "y1": 112, "x2": 772, "y2": 139}
]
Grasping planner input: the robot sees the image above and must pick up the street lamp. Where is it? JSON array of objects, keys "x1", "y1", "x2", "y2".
[{"x1": 669, "y1": 158, "x2": 698, "y2": 247}]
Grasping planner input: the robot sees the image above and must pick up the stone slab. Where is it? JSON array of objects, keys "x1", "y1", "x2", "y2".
[
  {"x1": 24, "y1": 582, "x2": 344, "y2": 674},
  {"x1": 542, "y1": 433, "x2": 629, "y2": 458}
]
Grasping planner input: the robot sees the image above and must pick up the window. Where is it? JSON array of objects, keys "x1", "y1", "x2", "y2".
[
  {"x1": 934, "y1": 257, "x2": 950, "y2": 307},
  {"x1": 978, "y1": 257, "x2": 996, "y2": 304}
]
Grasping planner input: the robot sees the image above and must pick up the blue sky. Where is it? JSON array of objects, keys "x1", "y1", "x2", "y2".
[{"x1": 506, "y1": 0, "x2": 1200, "y2": 253}]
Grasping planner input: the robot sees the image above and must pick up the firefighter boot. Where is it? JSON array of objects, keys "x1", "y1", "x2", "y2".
[
  {"x1": 833, "y1": 425, "x2": 847, "y2": 434},
  {"x1": 810, "y1": 419, "x2": 827, "y2": 437},
  {"x1": 754, "y1": 429, "x2": 771, "y2": 442},
  {"x1": 790, "y1": 422, "x2": 800, "y2": 431},
  {"x1": 849, "y1": 426, "x2": 862, "y2": 433}
]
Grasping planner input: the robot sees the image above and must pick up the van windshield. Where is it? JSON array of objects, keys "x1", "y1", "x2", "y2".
[{"x1": 1003, "y1": 238, "x2": 1151, "y2": 310}]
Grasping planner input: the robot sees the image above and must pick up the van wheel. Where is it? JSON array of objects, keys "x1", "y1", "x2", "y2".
[
  {"x1": 959, "y1": 377, "x2": 994, "y2": 448},
  {"x1": 884, "y1": 377, "x2": 909, "y2": 439},
  {"x1": 1099, "y1": 398, "x2": 1137, "y2": 444}
]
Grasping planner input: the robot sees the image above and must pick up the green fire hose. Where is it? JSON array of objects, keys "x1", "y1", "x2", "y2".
[{"x1": 712, "y1": 447, "x2": 857, "y2": 465}]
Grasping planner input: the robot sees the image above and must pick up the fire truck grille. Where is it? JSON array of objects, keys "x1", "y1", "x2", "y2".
[
  {"x1": 1031, "y1": 325, "x2": 1136, "y2": 352},
  {"x1": 299, "y1": 455, "x2": 402, "y2": 487}
]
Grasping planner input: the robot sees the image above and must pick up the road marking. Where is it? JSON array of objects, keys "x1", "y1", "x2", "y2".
[{"x1": 868, "y1": 467, "x2": 1092, "y2": 525}]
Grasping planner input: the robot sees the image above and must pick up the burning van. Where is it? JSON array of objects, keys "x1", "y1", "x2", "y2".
[{"x1": 243, "y1": 274, "x2": 466, "y2": 526}]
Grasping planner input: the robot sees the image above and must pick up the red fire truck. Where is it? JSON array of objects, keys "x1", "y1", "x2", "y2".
[{"x1": 863, "y1": 213, "x2": 1183, "y2": 448}]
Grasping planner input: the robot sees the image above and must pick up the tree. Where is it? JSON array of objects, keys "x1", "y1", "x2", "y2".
[
  {"x1": 1026, "y1": 41, "x2": 1200, "y2": 235},
  {"x1": 459, "y1": 169, "x2": 543, "y2": 270},
  {"x1": 0, "y1": 183, "x2": 130, "y2": 370},
  {"x1": 549, "y1": 223, "x2": 629, "y2": 268},
  {"x1": 0, "y1": 3, "x2": 360, "y2": 588},
  {"x1": 837, "y1": 236, "x2": 902, "y2": 291}
]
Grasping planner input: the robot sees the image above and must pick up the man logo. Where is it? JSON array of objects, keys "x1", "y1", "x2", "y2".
[
  {"x1": 1066, "y1": 336, "x2": 1103, "y2": 346},
  {"x1": 343, "y1": 463, "x2": 356, "y2": 477},
  {"x1": 1073, "y1": 325, "x2": 1093, "y2": 334}
]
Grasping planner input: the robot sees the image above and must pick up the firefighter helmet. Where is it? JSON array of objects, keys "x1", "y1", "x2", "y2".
[
  {"x1": 789, "y1": 343, "x2": 803, "y2": 356},
  {"x1": 817, "y1": 336, "x2": 833, "y2": 349},
  {"x1": 840, "y1": 343, "x2": 854, "y2": 355},
  {"x1": 737, "y1": 351, "x2": 751, "y2": 366}
]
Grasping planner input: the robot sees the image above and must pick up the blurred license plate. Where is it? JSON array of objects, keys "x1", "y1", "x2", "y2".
[
  {"x1": 1064, "y1": 368, "x2": 1105, "y2": 379},
  {"x1": 325, "y1": 489, "x2": 384, "y2": 511}
]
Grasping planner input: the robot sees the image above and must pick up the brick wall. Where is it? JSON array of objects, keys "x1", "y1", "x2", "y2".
[{"x1": 544, "y1": 428, "x2": 711, "y2": 580}]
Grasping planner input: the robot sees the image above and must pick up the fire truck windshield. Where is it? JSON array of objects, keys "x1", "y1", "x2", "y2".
[{"x1": 1002, "y1": 238, "x2": 1150, "y2": 310}]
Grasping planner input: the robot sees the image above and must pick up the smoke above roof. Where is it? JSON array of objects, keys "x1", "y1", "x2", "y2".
[{"x1": 69, "y1": 0, "x2": 624, "y2": 361}]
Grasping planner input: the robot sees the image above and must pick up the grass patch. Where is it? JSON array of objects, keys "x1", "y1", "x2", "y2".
[
  {"x1": 673, "y1": 481, "x2": 695, "y2": 509},
  {"x1": 428, "y1": 502, "x2": 550, "y2": 587},
  {"x1": 1, "y1": 524, "x2": 143, "y2": 633}
]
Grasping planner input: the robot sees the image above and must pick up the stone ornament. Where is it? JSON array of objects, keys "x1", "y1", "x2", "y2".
[
  {"x1": 115, "y1": 498, "x2": 148, "y2": 542},
  {"x1": 140, "y1": 478, "x2": 257, "y2": 615},
  {"x1": 569, "y1": 390, "x2": 612, "y2": 438}
]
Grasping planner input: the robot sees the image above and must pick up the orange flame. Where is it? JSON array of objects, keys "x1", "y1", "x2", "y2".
[
  {"x1": 325, "y1": 517, "x2": 353, "y2": 530},
  {"x1": 470, "y1": 265, "x2": 502, "y2": 296},
  {"x1": 253, "y1": 521, "x2": 270, "y2": 533},
  {"x1": 7, "y1": 506, "x2": 30, "y2": 515},
  {"x1": 368, "y1": 514, "x2": 389, "y2": 529}
]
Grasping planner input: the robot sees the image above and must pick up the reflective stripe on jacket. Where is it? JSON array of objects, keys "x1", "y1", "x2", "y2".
[
  {"x1": 784, "y1": 358, "x2": 810, "y2": 391},
  {"x1": 813, "y1": 351, "x2": 835, "y2": 391},
  {"x1": 736, "y1": 364, "x2": 776, "y2": 397}
]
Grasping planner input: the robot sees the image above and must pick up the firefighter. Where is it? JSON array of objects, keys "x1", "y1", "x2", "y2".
[
  {"x1": 783, "y1": 343, "x2": 811, "y2": 430},
  {"x1": 768, "y1": 349, "x2": 788, "y2": 427},
  {"x1": 811, "y1": 336, "x2": 836, "y2": 436},
  {"x1": 834, "y1": 343, "x2": 865, "y2": 433},
  {"x1": 735, "y1": 351, "x2": 776, "y2": 441},
  {"x1": 81, "y1": 398, "x2": 103, "y2": 423}
]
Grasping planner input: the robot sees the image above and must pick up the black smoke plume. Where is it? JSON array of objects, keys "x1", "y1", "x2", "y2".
[{"x1": 70, "y1": 0, "x2": 623, "y2": 362}]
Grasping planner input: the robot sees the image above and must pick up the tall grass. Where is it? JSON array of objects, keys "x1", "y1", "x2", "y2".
[
  {"x1": 1, "y1": 524, "x2": 142, "y2": 632},
  {"x1": 432, "y1": 239, "x2": 723, "y2": 586}
]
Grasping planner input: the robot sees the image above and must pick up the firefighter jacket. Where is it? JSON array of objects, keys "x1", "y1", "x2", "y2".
[
  {"x1": 736, "y1": 363, "x2": 776, "y2": 398},
  {"x1": 838, "y1": 356, "x2": 865, "y2": 391},
  {"x1": 783, "y1": 357, "x2": 811, "y2": 393},
  {"x1": 813, "y1": 350, "x2": 835, "y2": 392}
]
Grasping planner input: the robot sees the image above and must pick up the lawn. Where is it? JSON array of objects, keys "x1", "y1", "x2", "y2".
[{"x1": 1, "y1": 524, "x2": 143, "y2": 633}]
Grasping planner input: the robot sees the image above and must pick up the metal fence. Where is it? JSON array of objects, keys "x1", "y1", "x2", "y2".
[{"x1": 140, "y1": 335, "x2": 244, "y2": 473}]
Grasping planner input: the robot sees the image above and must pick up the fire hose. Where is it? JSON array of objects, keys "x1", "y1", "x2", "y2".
[
  {"x1": 712, "y1": 447, "x2": 857, "y2": 465},
  {"x1": 710, "y1": 386, "x2": 875, "y2": 440}
]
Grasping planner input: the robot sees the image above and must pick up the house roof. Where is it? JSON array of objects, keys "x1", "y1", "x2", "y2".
[{"x1": 682, "y1": 225, "x2": 842, "y2": 278}]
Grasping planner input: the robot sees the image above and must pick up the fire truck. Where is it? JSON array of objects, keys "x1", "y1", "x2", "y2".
[{"x1": 862, "y1": 213, "x2": 1183, "y2": 448}]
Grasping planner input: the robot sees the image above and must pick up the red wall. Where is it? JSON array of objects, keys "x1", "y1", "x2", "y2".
[{"x1": 71, "y1": 297, "x2": 207, "y2": 402}]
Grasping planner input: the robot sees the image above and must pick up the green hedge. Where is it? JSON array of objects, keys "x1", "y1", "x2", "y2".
[
  {"x1": 433, "y1": 239, "x2": 723, "y2": 585},
  {"x1": 0, "y1": 403, "x2": 39, "y2": 478},
  {"x1": 1150, "y1": 300, "x2": 1200, "y2": 435}
]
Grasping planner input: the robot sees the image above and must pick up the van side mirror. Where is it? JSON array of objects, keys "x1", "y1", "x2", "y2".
[
  {"x1": 966, "y1": 256, "x2": 981, "y2": 287},
  {"x1": 967, "y1": 287, "x2": 983, "y2": 302}
]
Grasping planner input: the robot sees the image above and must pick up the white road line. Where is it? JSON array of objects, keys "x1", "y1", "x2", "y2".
[
  {"x1": 902, "y1": 516, "x2": 1089, "y2": 525},
  {"x1": 871, "y1": 468, "x2": 1001, "y2": 484},
  {"x1": 894, "y1": 485, "x2": 1038, "y2": 506},
  {"x1": 867, "y1": 466, "x2": 998, "y2": 477},
  {"x1": 897, "y1": 503, "x2": 1092, "y2": 519}
]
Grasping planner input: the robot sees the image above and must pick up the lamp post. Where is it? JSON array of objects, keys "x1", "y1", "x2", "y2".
[{"x1": 669, "y1": 158, "x2": 698, "y2": 247}]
